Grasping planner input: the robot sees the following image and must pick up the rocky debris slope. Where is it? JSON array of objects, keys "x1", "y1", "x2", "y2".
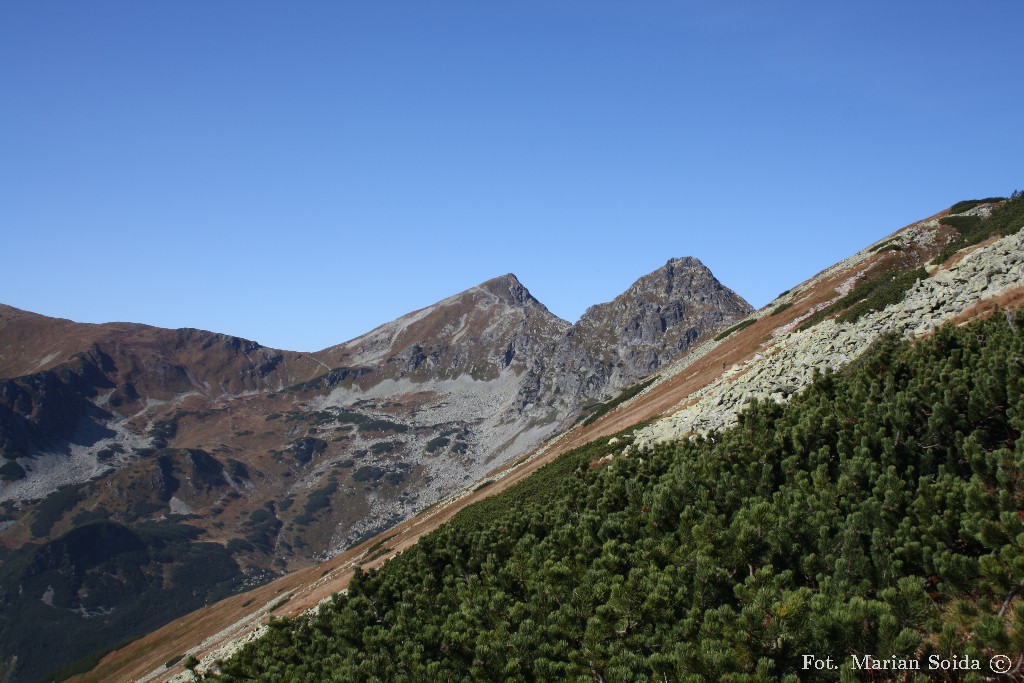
[
  {"x1": 633, "y1": 227, "x2": 1024, "y2": 449},
  {"x1": 0, "y1": 325, "x2": 324, "y2": 511}
]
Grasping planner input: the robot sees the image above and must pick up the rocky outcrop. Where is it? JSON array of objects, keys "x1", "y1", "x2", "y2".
[
  {"x1": 318, "y1": 274, "x2": 570, "y2": 387},
  {"x1": 547, "y1": 257, "x2": 753, "y2": 405}
]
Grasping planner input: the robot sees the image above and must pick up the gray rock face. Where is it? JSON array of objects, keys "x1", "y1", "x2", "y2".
[
  {"x1": 551, "y1": 257, "x2": 753, "y2": 403},
  {"x1": 307, "y1": 260, "x2": 751, "y2": 518},
  {"x1": 320, "y1": 274, "x2": 570, "y2": 387},
  {"x1": 317, "y1": 259, "x2": 751, "y2": 427}
]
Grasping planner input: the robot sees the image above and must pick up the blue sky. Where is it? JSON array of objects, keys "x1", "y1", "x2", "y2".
[{"x1": 2, "y1": 2, "x2": 1022, "y2": 351}]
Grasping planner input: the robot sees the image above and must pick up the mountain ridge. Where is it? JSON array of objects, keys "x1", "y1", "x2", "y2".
[{"x1": 0, "y1": 255, "x2": 751, "y2": 683}]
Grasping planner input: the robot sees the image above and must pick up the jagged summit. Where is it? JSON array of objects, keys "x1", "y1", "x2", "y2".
[
  {"x1": 475, "y1": 273, "x2": 551, "y2": 311},
  {"x1": 555, "y1": 256, "x2": 753, "y2": 394},
  {"x1": 316, "y1": 273, "x2": 569, "y2": 378},
  {"x1": 592, "y1": 256, "x2": 740, "y2": 311}
]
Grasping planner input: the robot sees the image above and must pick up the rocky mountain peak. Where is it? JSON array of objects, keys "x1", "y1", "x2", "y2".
[
  {"x1": 466, "y1": 273, "x2": 552, "y2": 313},
  {"x1": 619, "y1": 256, "x2": 721, "y2": 302},
  {"x1": 576, "y1": 256, "x2": 749, "y2": 328},
  {"x1": 317, "y1": 273, "x2": 569, "y2": 386},
  {"x1": 549, "y1": 256, "x2": 752, "y2": 399}
]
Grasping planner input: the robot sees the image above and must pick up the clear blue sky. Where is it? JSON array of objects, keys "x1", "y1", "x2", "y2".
[{"x1": 2, "y1": 2, "x2": 1022, "y2": 351}]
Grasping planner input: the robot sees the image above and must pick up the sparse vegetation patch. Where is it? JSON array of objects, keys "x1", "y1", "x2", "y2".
[
  {"x1": 352, "y1": 466, "x2": 386, "y2": 483},
  {"x1": 713, "y1": 317, "x2": 756, "y2": 342},
  {"x1": 425, "y1": 436, "x2": 450, "y2": 453},
  {"x1": 948, "y1": 197, "x2": 1005, "y2": 214},
  {"x1": 933, "y1": 190, "x2": 1024, "y2": 264},
  {"x1": 0, "y1": 460, "x2": 26, "y2": 481},
  {"x1": 371, "y1": 440, "x2": 398, "y2": 455},
  {"x1": 289, "y1": 437, "x2": 327, "y2": 466},
  {"x1": 582, "y1": 376, "x2": 659, "y2": 426},
  {"x1": 30, "y1": 483, "x2": 86, "y2": 537}
]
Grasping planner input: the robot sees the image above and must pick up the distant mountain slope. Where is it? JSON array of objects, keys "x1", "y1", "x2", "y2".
[
  {"x1": 0, "y1": 304, "x2": 321, "y2": 391},
  {"x1": 0, "y1": 318, "x2": 322, "y2": 474},
  {"x1": 0, "y1": 257, "x2": 748, "y2": 683}
]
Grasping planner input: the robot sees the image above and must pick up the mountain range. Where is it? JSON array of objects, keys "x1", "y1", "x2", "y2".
[{"x1": 0, "y1": 256, "x2": 750, "y2": 683}]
